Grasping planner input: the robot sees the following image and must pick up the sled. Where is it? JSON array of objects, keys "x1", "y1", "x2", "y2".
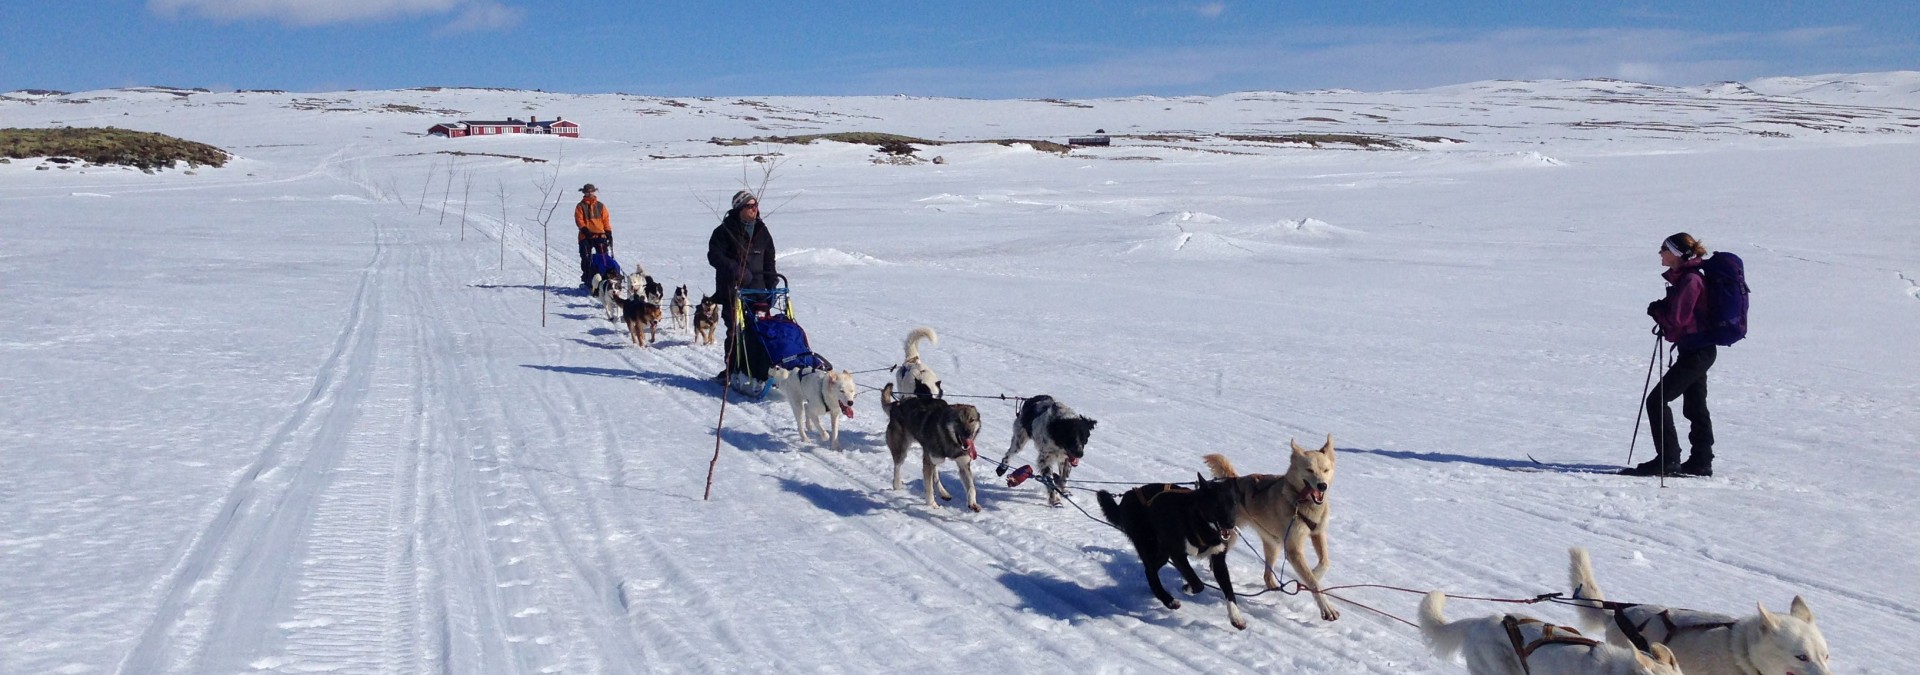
[{"x1": 726, "y1": 275, "x2": 832, "y2": 398}]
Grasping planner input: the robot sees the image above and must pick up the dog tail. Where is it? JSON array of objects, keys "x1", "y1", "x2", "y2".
[
  {"x1": 880, "y1": 383, "x2": 895, "y2": 413},
  {"x1": 1201, "y1": 453, "x2": 1239, "y2": 479},
  {"x1": 1568, "y1": 547, "x2": 1611, "y2": 635},
  {"x1": 903, "y1": 326, "x2": 938, "y2": 361},
  {"x1": 1418, "y1": 591, "x2": 1469, "y2": 661},
  {"x1": 1096, "y1": 490, "x2": 1127, "y2": 529}
]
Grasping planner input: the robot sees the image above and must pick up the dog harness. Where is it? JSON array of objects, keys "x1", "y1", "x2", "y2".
[
  {"x1": 1502, "y1": 616, "x2": 1601, "y2": 675},
  {"x1": 1613, "y1": 605, "x2": 1735, "y2": 654}
]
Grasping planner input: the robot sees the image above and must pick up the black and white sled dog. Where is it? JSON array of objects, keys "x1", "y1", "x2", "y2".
[
  {"x1": 1097, "y1": 478, "x2": 1247, "y2": 630},
  {"x1": 891, "y1": 326, "x2": 942, "y2": 399},
  {"x1": 670, "y1": 285, "x2": 690, "y2": 330},
  {"x1": 1419, "y1": 591, "x2": 1681, "y2": 675},
  {"x1": 591, "y1": 274, "x2": 623, "y2": 322},
  {"x1": 642, "y1": 275, "x2": 665, "y2": 306},
  {"x1": 770, "y1": 366, "x2": 858, "y2": 451},
  {"x1": 1569, "y1": 547, "x2": 1831, "y2": 675},
  {"x1": 994, "y1": 395, "x2": 1097, "y2": 506}
]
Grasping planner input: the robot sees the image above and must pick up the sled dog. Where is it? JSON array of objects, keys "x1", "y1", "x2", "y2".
[
  {"x1": 692, "y1": 295, "x2": 721, "y2": 346},
  {"x1": 1419, "y1": 591, "x2": 1681, "y2": 675},
  {"x1": 881, "y1": 383, "x2": 982, "y2": 511},
  {"x1": 1096, "y1": 478, "x2": 1247, "y2": 630},
  {"x1": 994, "y1": 395, "x2": 1097, "y2": 506},
  {"x1": 1203, "y1": 435, "x2": 1340, "y2": 620},
  {"x1": 892, "y1": 327, "x2": 943, "y2": 399},
  {"x1": 771, "y1": 366, "x2": 857, "y2": 450},
  {"x1": 671, "y1": 285, "x2": 690, "y2": 330},
  {"x1": 591, "y1": 274, "x2": 622, "y2": 322},
  {"x1": 614, "y1": 287, "x2": 662, "y2": 348},
  {"x1": 643, "y1": 275, "x2": 665, "y2": 306},
  {"x1": 1569, "y1": 547, "x2": 1830, "y2": 675}
]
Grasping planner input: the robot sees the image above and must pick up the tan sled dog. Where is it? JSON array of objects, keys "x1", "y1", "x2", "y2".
[{"x1": 1203, "y1": 434, "x2": 1339, "y2": 621}]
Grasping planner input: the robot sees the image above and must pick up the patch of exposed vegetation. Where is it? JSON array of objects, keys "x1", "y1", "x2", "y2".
[
  {"x1": 1034, "y1": 98, "x2": 1095, "y2": 109},
  {"x1": 1297, "y1": 116, "x2": 1340, "y2": 123},
  {"x1": 712, "y1": 132, "x2": 940, "y2": 147},
  {"x1": 236, "y1": 89, "x2": 286, "y2": 94},
  {"x1": 1124, "y1": 134, "x2": 1203, "y2": 142},
  {"x1": 376, "y1": 103, "x2": 465, "y2": 115},
  {"x1": 712, "y1": 132, "x2": 1073, "y2": 154},
  {"x1": 413, "y1": 150, "x2": 548, "y2": 163},
  {"x1": 1218, "y1": 133, "x2": 1412, "y2": 150},
  {"x1": 1408, "y1": 136, "x2": 1467, "y2": 144},
  {"x1": 983, "y1": 138, "x2": 1073, "y2": 153},
  {"x1": 10, "y1": 89, "x2": 68, "y2": 96},
  {"x1": 0, "y1": 127, "x2": 229, "y2": 170},
  {"x1": 648, "y1": 152, "x2": 784, "y2": 161}
]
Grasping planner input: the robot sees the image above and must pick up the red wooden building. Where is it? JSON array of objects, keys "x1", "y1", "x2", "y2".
[{"x1": 428, "y1": 116, "x2": 579, "y2": 138}]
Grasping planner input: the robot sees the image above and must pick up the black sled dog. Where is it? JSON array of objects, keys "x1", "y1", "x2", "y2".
[{"x1": 1097, "y1": 478, "x2": 1247, "y2": 630}]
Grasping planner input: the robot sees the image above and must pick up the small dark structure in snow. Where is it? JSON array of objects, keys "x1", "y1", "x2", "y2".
[{"x1": 1067, "y1": 135, "x2": 1110, "y2": 147}]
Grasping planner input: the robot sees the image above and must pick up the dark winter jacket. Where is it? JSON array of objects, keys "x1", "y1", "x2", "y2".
[
  {"x1": 1650, "y1": 258, "x2": 1710, "y2": 349},
  {"x1": 707, "y1": 210, "x2": 777, "y2": 296}
]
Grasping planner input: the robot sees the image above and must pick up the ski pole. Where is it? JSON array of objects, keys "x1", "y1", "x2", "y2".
[
  {"x1": 1658, "y1": 342, "x2": 1674, "y2": 488},
  {"x1": 1625, "y1": 330, "x2": 1661, "y2": 467}
]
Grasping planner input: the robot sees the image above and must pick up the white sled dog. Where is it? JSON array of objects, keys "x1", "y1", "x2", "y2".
[
  {"x1": 770, "y1": 366, "x2": 858, "y2": 451},
  {"x1": 1420, "y1": 591, "x2": 1681, "y2": 675},
  {"x1": 891, "y1": 327, "x2": 943, "y2": 399},
  {"x1": 1203, "y1": 436, "x2": 1341, "y2": 621},
  {"x1": 1569, "y1": 547, "x2": 1830, "y2": 675}
]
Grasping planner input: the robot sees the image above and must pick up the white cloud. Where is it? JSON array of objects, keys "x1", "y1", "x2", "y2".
[
  {"x1": 846, "y1": 25, "x2": 1874, "y2": 97},
  {"x1": 1193, "y1": 3, "x2": 1226, "y2": 19},
  {"x1": 439, "y1": 2, "x2": 523, "y2": 34},
  {"x1": 149, "y1": 0, "x2": 518, "y2": 30}
]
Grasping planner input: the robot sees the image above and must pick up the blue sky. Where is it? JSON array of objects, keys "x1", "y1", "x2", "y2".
[{"x1": 3, "y1": 1, "x2": 1916, "y2": 97}]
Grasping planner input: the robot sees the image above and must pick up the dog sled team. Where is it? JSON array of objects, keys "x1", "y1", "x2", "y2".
[{"x1": 564, "y1": 185, "x2": 1812, "y2": 672}]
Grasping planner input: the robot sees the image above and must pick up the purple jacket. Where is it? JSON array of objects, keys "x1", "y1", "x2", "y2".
[{"x1": 1651, "y1": 259, "x2": 1708, "y2": 348}]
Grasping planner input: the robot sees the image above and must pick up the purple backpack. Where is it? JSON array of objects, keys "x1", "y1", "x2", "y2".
[{"x1": 1697, "y1": 252, "x2": 1749, "y2": 346}]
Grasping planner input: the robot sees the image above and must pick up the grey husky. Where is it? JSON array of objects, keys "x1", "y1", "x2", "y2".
[{"x1": 881, "y1": 383, "x2": 982, "y2": 511}]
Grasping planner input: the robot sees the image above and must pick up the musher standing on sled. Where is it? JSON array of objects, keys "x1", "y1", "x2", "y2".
[
  {"x1": 575, "y1": 183, "x2": 612, "y2": 288},
  {"x1": 707, "y1": 190, "x2": 777, "y2": 382},
  {"x1": 1623, "y1": 232, "x2": 1717, "y2": 477}
]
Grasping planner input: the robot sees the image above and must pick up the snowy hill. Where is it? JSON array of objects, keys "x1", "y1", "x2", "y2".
[{"x1": 3, "y1": 75, "x2": 1918, "y2": 673}]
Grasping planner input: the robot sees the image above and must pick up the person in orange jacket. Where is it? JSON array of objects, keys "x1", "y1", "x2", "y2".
[{"x1": 575, "y1": 183, "x2": 613, "y2": 286}]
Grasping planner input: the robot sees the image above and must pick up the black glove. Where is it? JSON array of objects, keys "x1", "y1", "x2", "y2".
[{"x1": 1646, "y1": 301, "x2": 1660, "y2": 317}]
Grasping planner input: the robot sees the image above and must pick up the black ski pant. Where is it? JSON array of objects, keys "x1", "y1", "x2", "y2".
[
  {"x1": 578, "y1": 236, "x2": 609, "y2": 284},
  {"x1": 1647, "y1": 345, "x2": 1715, "y2": 466}
]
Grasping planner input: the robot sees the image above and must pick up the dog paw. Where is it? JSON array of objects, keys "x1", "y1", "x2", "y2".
[
  {"x1": 968, "y1": 503, "x2": 981, "y2": 513},
  {"x1": 994, "y1": 465, "x2": 1007, "y2": 476},
  {"x1": 1182, "y1": 583, "x2": 1202, "y2": 596},
  {"x1": 1232, "y1": 617, "x2": 1248, "y2": 631},
  {"x1": 1164, "y1": 599, "x2": 1182, "y2": 610},
  {"x1": 1321, "y1": 607, "x2": 1341, "y2": 621}
]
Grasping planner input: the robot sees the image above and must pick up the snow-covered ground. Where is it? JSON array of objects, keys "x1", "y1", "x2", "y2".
[{"x1": 3, "y1": 74, "x2": 1918, "y2": 673}]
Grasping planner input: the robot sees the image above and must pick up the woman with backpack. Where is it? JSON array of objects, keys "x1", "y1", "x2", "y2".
[{"x1": 1623, "y1": 232, "x2": 1718, "y2": 477}]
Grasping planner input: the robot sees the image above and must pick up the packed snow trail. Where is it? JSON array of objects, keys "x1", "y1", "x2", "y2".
[{"x1": 3, "y1": 83, "x2": 1919, "y2": 673}]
